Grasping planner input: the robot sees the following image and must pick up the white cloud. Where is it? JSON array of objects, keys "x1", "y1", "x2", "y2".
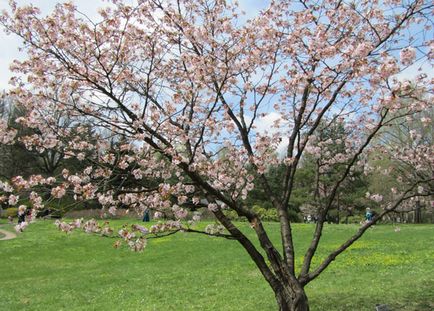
[
  {"x1": 254, "y1": 111, "x2": 281, "y2": 134},
  {"x1": 0, "y1": 32, "x2": 24, "y2": 90},
  {"x1": 393, "y1": 60, "x2": 433, "y2": 82},
  {"x1": 254, "y1": 112, "x2": 289, "y2": 157}
]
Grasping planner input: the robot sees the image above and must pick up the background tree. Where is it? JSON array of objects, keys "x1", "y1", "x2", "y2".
[
  {"x1": 1, "y1": 1, "x2": 433, "y2": 310},
  {"x1": 368, "y1": 104, "x2": 434, "y2": 223},
  {"x1": 0, "y1": 94, "x2": 39, "y2": 178}
]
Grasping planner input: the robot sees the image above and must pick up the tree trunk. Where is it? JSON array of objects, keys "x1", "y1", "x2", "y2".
[
  {"x1": 415, "y1": 201, "x2": 421, "y2": 224},
  {"x1": 274, "y1": 282, "x2": 309, "y2": 311}
]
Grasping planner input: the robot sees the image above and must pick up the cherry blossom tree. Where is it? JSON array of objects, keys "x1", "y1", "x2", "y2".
[{"x1": 1, "y1": 0, "x2": 433, "y2": 310}]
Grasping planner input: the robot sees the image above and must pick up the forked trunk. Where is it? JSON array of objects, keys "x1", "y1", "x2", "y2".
[{"x1": 274, "y1": 282, "x2": 309, "y2": 311}]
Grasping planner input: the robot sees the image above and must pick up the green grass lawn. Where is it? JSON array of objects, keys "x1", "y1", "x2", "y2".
[{"x1": 0, "y1": 219, "x2": 433, "y2": 311}]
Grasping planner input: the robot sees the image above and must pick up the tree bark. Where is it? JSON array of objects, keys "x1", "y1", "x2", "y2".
[
  {"x1": 274, "y1": 281, "x2": 309, "y2": 311},
  {"x1": 415, "y1": 201, "x2": 421, "y2": 223}
]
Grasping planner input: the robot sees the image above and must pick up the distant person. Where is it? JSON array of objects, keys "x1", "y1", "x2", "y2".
[
  {"x1": 18, "y1": 212, "x2": 25, "y2": 224},
  {"x1": 365, "y1": 208, "x2": 373, "y2": 222},
  {"x1": 18, "y1": 205, "x2": 27, "y2": 224},
  {"x1": 142, "y1": 210, "x2": 150, "y2": 222}
]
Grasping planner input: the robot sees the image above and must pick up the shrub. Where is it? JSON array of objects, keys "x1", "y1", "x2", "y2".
[
  {"x1": 224, "y1": 205, "x2": 301, "y2": 222},
  {"x1": 264, "y1": 209, "x2": 278, "y2": 221},
  {"x1": 6, "y1": 207, "x2": 18, "y2": 218},
  {"x1": 252, "y1": 205, "x2": 267, "y2": 216},
  {"x1": 346, "y1": 215, "x2": 364, "y2": 224},
  {"x1": 224, "y1": 210, "x2": 241, "y2": 221},
  {"x1": 288, "y1": 209, "x2": 302, "y2": 223}
]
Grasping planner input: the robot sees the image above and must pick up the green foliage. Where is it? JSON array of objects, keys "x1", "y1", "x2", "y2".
[
  {"x1": 252, "y1": 205, "x2": 282, "y2": 222},
  {"x1": 264, "y1": 209, "x2": 278, "y2": 222},
  {"x1": 223, "y1": 206, "x2": 277, "y2": 222},
  {"x1": 223, "y1": 205, "x2": 300, "y2": 222},
  {"x1": 290, "y1": 160, "x2": 316, "y2": 209},
  {"x1": 223, "y1": 210, "x2": 243, "y2": 221},
  {"x1": 5, "y1": 207, "x2": 18, "y2": 218},
  {"x1": 252, "y1": 205, "x2": 267, "y2": 215},
  {"x1": 344, "y1": 215, "x2": 364, "y2": 224}
]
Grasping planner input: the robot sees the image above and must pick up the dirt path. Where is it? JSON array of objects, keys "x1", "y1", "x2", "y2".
[{"x1": 0, "y1": 226, "x2": 17, "y2": 241}]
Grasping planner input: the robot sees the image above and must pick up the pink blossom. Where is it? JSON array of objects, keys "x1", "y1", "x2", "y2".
[
  {"x1": 378, "y1": 57, "x2": 399, "y2": 78},
  {"x1": 132, "y1": 169, "x2": 143, "y2": 179},
  {"x1": 83, "y1": 166, "x2": 93, "y2": 175},
  {"x1": 0, "y1": 181, "x2": 13, "y2": 192},
  {"x1": 51, "y1": 186, "x2": 66, "y2": 199},
  {"x1": 370, "y1": 194, "x2": 383, "y2": 203},
  {"x1": 192, "y1": 213, "x2": 201, "y2": 222},
  {"x1": 399, "y1": 47, "x2": 416, "y2": 65},
  {"x1": 132, "y1": 224, "x2": 149, "y2": 235},
  {"x1": 45, "y1": 177, "x2": 56, "y2": 185},
  {"x1": 173, "y1": 207, "x2": 188, "y2": 219},
  {"x1": 8, "y1": 195, "x2": 19, "y2": 206},
  {"x1": 177, "y1": 195, "x2": 188, "y2": 205},
  {"x1": 101, "y1": 226, "x2": 114, "y2": 236},
  {"x1": 192, "y1": 197, "x2": 201, "y2": 205},
  {"x1": 68, "y1": 175, "x2": 82, "y2": 185},
  {"x1": 128, "y1": 238, "x2": 147, "y2": 252},
  {"x1": 283, "y1": 157, "x2": 295, "y2": 166},
  {"x1": 42, "y1": 134, "x2": 58, "y2": 149},
  {"x1": 420, "y1": 117, "x2": 431, "y2": 126},
  {"x1": 185, "y1": 185, "x2": 195, "y2": 193},
  {"x1": 83, "y1": 219, "x2": 101, "y2": 234},
  {"x1": 77, "y1": 153, "x2": 86, "y2": 161},
  {"x1": 208, "y1": 203, "x2": 219, "y2": 212},
  {"x1": 153, "y1": 211, "x2": 163, "y2": 219},
  {"x1": 118, "y1": 160, "x2": 129, "y2": 169},
  {"x1": 205, "y1": 224, "x2": 225, "y2": 235},
  {"x1": 118, "y1": 228, "x2": 135, "y2": 240},
  {"x1": 72, "y1": 218, "x2": 83, "y2": 228},
  {"x1": 108, "y1": 206, "x2": 117, "y2": 215},
  {"x1": 58, "y1": 222, "x2": 72, "y2": 233},
  {"x1": 353, "y1": 42, "x2": 372, "y2": 58}
]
